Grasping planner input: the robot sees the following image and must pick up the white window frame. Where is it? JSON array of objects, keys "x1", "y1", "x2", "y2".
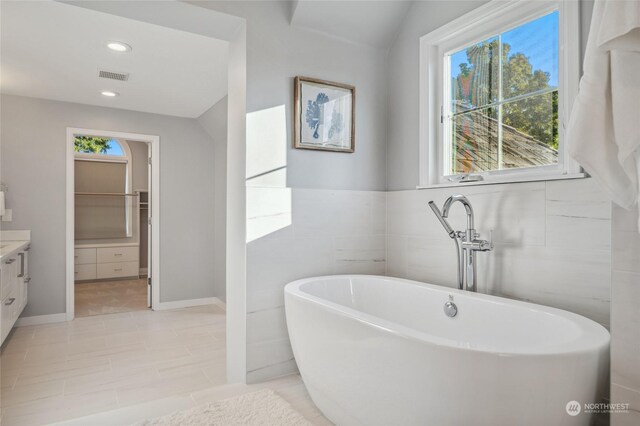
[{"x1": 419, "y1": 0, "x2": 583, "y2": 188}]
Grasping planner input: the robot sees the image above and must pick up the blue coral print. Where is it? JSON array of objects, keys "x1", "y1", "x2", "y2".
[{"x1": 305, "y1": 93, "x2": 344, "y2": 140}]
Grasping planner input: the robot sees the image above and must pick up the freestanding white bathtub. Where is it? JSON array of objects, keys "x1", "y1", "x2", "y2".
[{"x1": 284, "y1": 275, "x2": 609, "y2": 426}]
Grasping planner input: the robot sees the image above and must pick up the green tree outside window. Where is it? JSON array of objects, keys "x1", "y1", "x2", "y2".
[{"x1": 74, "y1": 136, "x2": 112, "y2": 154}]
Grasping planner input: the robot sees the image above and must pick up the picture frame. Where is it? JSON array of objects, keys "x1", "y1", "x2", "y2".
[{"x1": 293, "y1": 76, "x2": 355, "y2": 153}]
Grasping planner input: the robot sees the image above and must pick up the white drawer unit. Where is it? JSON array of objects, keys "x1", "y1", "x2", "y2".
[
  {"x1": 75, "y1": 244, "x2": 139, "y2": 281},
  {"x1": 74, "y1": 248, "x2": 96, "y2": 265},
  {"x1": 97, "y1": 247, "x2": 138, "y2": 264},
  {"x1": 75, "y1": 264, "x2": 97, "y2": 281},
  {"x1": 97, "y1": 261, "x2": 138, "y2": 279},
  {"x1": 0, "y1": 238, "x2": 31, "y2": 346}
]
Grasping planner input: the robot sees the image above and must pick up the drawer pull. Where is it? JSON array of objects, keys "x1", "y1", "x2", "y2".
[
  {"x1": 4, "y1": 258, "x2": 15, "y2": 265},
  {"x1": 18, "y1": 253, "x2": 25, "y2": 277},
  {"x1": 25, "y1": 277, "x2": 31, "y2": 284},
  {"x1": 5, "y1": 298, "x2": 15, "y2": 306},
  {"x1": 74, "y1": 271, "x2": 79, "y2": 274},
  {"x1": 74, "y1": 255, "x2": 79, "y2": 258},
  {"x1": 114, "y1": 253, "x2": 123, "y2": 256},
  {"x1": 114, "y1": 268, "x2": 123, "y2": 272}
]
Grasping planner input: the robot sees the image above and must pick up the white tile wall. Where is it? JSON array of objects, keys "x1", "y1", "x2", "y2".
[
  {"x1": 611, "y1": 204, "x2": 640, "y2": 425},
  {"x1": 247, "y1": 179, "x2": 613, "y2": 384},
  {"x1": 386, "y1": 178, "x2": 611, "y2": 327},
  {"x1": 246, "y1": 187, "x2": 386, "y2": 383}
]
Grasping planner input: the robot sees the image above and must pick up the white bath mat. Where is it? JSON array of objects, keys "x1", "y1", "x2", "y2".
[{"x1": 135, "y1": 389, "x2": 312, "y2": 426}]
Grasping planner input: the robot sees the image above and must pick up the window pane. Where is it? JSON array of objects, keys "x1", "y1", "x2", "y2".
[
  {"x1": 450, "y1": 36, "x2": 499, "y2": 114},
  {"x1": 502, "y1": 11, "x2": 558, "y2": 100},
  {"x1": 104, "y1": 139, "x2": 124, "y2": 155},
  {"x1": 501, "y1": 91, "x2": 558, "y2": 169},
  {"x1": 74, "y1": 136, "x2": 125, "y2": 156},
  {"x1": 451, "y1": 106, "x2": 499, "y2": 174}
]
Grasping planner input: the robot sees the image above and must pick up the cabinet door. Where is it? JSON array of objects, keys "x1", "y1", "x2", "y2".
[
  {"x1": 1, "y1": 287, "x2": 17, "y2": 344},
  {"x1": 75, "y1": 264, "x2": 97, "y2": 281},
  {"x1": 1, "y1": 257, "x2": 18, "y2": 301},
  {"x1": 22, "y1": 276, "x2": 29, "y2": 310},
  {"x1": 16, "y1": 267, "x2": 23, "y2": 313},
  {"x1": 74, "y1": 248, "x2": 96, "y2": 265}
]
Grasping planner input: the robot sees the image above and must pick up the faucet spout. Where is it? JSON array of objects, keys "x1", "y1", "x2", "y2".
[{"x1": 442, "y1": 194, "x2": 474, "y2": 230}]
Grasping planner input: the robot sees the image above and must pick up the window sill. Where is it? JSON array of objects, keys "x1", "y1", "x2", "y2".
[{"x1": 417, "y1": 172, "x2": 587, "y2": 190}]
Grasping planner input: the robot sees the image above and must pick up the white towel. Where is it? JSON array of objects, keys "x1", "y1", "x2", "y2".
[
  {"x1": 0, "y1": 191, "x2": 5, "y2": 217},
  {"x1": 566, "y1": 0, "x2": 640, "y2": 229}
]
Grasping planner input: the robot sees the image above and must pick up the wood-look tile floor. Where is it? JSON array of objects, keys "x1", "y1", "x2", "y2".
[
  {"x1": 0, "y1": 305, "x2": 329, "y2": 426},
  {"x1": 74, "y1": 279, "x2": 149, "y2": 318},
  {"x1": 1, "y1": 305, "x2": 225, "y2": 425},
  {"x1": 57, "y1": 374, "x2": 331, "y2": 426}
]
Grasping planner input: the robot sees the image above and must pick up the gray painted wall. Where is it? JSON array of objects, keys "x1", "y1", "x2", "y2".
[
  {"x1": 1, "y1": 94, "x2": 218, "y2": 316},
  {"x1": 197, "y1": 96, "x2": 228, "y2": 302},
  {"x1": 386, "y1": 0, "x2": 594, "y2": 190},
  {"x1": 194, "y1": 1, "x2": 389, "y2": 191}
]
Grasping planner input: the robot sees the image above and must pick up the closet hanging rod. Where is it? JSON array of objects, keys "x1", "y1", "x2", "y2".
[{"x1": 74, "y1": 192, "x2": 139, "y2": 196}]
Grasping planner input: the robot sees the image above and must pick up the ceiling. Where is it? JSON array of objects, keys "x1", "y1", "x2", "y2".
[
  {"x1": 290, "y1": 0, "x2": 412, "y2": 49},
  {"x1": 0, "y1": 1, "x2": 229, "y2": 118}
]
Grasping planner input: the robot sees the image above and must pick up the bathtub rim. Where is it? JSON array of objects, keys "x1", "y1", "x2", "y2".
[{"x1": 284, "y1": 274, "x2": 610, "y2": 357}]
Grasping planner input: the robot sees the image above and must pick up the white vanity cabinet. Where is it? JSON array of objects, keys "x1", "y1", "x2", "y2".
[
  {"x1": 75, "y1": 245, "x2": 139, "y2": 281},
  {"x1": 0, "y1": 241, "x2": 30, "y2": 346}
]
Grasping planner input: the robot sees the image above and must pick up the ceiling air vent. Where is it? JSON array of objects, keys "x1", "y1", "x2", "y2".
[{"x1": 98, "y1": 69, "x2": 129, "y2": 82}]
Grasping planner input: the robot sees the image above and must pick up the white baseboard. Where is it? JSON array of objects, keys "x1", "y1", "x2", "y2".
[
  {"x1": 16, "y1": 313, "x2": 67, "y2": 327},
  {"x1": 155, "y1": 297, "x2": 226, "y2": 311},
  {"x1": 211, "y1": 297, "x2": 226, "y2": 311}
]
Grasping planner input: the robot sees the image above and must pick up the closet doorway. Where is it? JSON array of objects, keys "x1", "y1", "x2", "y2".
[{"x1": 66, "y1": 128, "x2": 160, "y2": 320}]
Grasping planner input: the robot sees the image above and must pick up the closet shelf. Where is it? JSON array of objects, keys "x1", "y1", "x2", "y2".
[{"x1": 75, "y1": 192, "x2": 139, "y2": 197}]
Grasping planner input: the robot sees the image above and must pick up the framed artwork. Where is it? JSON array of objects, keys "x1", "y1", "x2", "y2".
[{"x1": 293, "y1": 76, "x2": 355, "y2": 153}]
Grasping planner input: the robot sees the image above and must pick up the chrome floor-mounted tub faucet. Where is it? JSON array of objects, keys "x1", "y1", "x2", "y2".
[{"x1": 428, "y1": 195, "x2": 492, "y2": 292}]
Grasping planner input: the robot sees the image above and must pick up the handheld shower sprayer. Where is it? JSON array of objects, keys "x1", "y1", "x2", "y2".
[{"x1": 428, "y1": 201, "x2": 455, "y2": 238}]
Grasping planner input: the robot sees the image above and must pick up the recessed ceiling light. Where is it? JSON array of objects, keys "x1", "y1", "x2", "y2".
[
  {"x1": 101, "y1": 91, "x2": 119, "y2": 97},
  {"x1": 107, "y1": 41, "x2": 132, "y2": 53}
]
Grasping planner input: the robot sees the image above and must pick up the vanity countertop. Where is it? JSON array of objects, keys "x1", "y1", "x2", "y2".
[
  {"x1": 0, "y1": 230, "x2": 32, "y2": 262},
  {"x1": 0, "y1": 240, "x2": 30, "y2": 261}
]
